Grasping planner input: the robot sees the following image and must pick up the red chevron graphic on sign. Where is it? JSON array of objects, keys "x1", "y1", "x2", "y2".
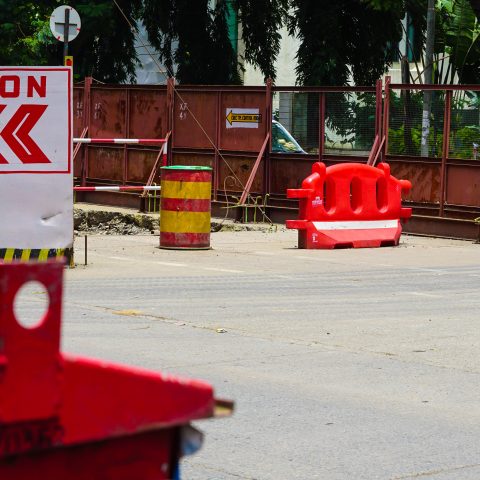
[
  {"x1": 0, "y1": 104, "x2": 50, "y2": 164},
  {"x1": 0, "y1": 105, "x2": 6, "y2": 164}
]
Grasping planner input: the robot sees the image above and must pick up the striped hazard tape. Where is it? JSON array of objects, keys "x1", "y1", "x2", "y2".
[{"x1": 0, "y1": 248, "x2": 72, "y2": 263}]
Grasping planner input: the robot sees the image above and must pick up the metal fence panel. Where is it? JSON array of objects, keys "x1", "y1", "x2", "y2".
[
  {"x1": 73, "y1": 87, "x2": 84, "y2": 137},
  {"x1": 446, "y1": 164, "x2": 480, "y2": 206},
  {"x1": 126, "y1": 149, "x2": 159, "y2": 183},
  {"x1": 388, "y1": 89, "x2": 444, "y2": 158},
  {"x1": 129, "y1": 89, "x2": 168, "y2": 139},
  {"x1": 89, "y1": 88, "x2": 127, "y2": 139},
  {"x1": 87, "y1": 146, "x2": 124, "y2": 182},
  {"x1": 325, "y1": 92, "x2": 376, "y2": 156},
  {"x1": 389, "y1": 160, "x2": 440, "y2": 204},
  {"x1": 219, "y1": 92, "x2": 267, "y2": 152},
  {"x1": 72, "y1": 80, "x2": 480, "y2": 227},
  {"x1": 449, "y1": 91, "x2": 480, "y2": 160},
  {"x1": 172, "y1": 91, "x2": 217, "y2": 149},
  {"x1": 275, "y1": 91, "x2": 319, "y2": 154}
]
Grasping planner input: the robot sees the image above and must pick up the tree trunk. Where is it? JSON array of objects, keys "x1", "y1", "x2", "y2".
[
  {"x1": 421, "y1": 0, "x2": 435, "y2": 157},
  {"x1": 402, "y1": 55, "x2": 414, "y2": 155}
]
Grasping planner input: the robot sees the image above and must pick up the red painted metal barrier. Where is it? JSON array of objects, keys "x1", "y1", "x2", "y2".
[
  {"x1": 0, "y1": 261, "x2": 232, "y2": 479},
  {"x1": 73, "y1": 138, "x2": 166, "y2": 144},
  {"x1": 74, "y1": 185, "x2": 161, "y2": 192},
  {"x1": 286, "y1": 162, "x2": 412, "y2": 249}
]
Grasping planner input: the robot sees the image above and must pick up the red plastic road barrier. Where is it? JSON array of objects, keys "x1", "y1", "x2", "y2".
[
  {"x1": 0, "y1": 261, "x2": 232, "y2": 479},
  {"x1": 286, "y1": 162, "x2": 412, "y2": 249},
  {"x1": 74, "y1": 186, "x2": 161, "y2": 192},
  {"x1": 73, "y1": 138, "x2": 166, "y2": 144}
]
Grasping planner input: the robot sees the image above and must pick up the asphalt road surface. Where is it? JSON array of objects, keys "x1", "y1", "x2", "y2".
[{"x1": 19, "y1": 229, "x2": 480, "y2": 479}]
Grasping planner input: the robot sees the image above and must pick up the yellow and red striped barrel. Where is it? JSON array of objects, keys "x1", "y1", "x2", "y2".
[{"x1": 160, "y1": 166, "x2": 212, "y2": 249}]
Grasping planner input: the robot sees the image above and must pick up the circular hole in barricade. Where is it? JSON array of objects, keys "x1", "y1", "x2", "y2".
[{"x1": 14, "y1": 281, "x2": 49, "y2": 329}]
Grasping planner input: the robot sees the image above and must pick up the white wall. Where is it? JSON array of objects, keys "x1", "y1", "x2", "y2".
[
  {"x1": 241, "y1": 26, "x2": 300, "y2": 86},
  {"x1": 134, "y1": 23, "x2": 175, "y2": 85}
]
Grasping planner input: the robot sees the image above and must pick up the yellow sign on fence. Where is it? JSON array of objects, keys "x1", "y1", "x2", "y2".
[{"x1": 226, "y1": 108, "x2": 261, "y2": 128}]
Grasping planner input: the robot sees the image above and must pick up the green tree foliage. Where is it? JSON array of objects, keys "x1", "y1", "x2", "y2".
[
  {"x1": 288, "y1": 0, "x2": 404, "y2": 86},
  {"x1": 436, "y1": 0, "x2": 480, "y2": 83},
  {"x1": 388, "y1": 91, "x2": 445, "y2": 156},
  {"x1": 286, "y1": 0, "x2": 405, "y2": 154},
  {"x1": 0, "y1": 0, "x2": 56, "y2": 66},
  {"x1": 142, "y1": 0, "x2": 240, "y2": 84},
  {"x1": 0, "y1": 0, "x2": 141, "y2": 83},
  {"x1": 368, "y1": 0, "x2": 480, "y2": 84},
  {"x1": 69, "y1": 0, "x2": 142, "y2": 83},
  {"x1": 142, "y1": 0, "x2": 288, "y2": 84},
  {"x1": 236, "y1": 0, "x2": 289, "y2": 81},
  {"x1": 2, "y1": 0, "x2": 480, "y2": 88}
]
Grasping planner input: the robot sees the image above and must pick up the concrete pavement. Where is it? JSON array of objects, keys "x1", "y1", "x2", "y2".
[{"x1": 20, "y1": 229, "x2": 480, "y2": 479}]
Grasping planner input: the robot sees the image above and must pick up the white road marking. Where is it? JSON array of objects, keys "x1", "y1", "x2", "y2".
[
  {"x1": 88, "y1": 253, "x2": 246, "y2": 273},
  {"x1": 156, "y1": 261, "x2": 188, "y2": 267},
  {"x1": 406, "y1": 291, "x2": 442, "y2": 298},
  {"x1": 294, "y1": 255, "x2": 336, "y2": 263},
  {"x1": 107, "y1": 256, "x2": 132, "y2": 261},
  {"x1": 409, "y1": 267, "x2": 448, "y2": 274},
  {"x1": 202, "y1": 267, "x2": 245, "y2": 273}
]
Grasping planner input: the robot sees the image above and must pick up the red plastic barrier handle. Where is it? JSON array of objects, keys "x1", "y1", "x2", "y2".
[
  {"x1": 400, "y1": 207, "x2": 412, "y2": 219},
  {"x1": 287, "y1": 189, "x2": 314, "y2": 199},
  {"x1": 400, "y1": 179, "x2": 412, "y2": 193}
]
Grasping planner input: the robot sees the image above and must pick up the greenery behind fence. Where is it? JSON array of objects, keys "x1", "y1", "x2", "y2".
[{"x1": 388, "y1": 90, "x2": 480, "y2": 159}]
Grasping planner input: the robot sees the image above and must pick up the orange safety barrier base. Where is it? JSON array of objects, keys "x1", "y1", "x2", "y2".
[{"x1": 286, "y1": 162, "x2": 412, "y2": 249}]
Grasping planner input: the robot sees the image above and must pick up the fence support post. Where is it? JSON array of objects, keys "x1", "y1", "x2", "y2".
[
  {"x1": 264, "y1": 78, "x2": 273, "y2": 196},
  {"x1": 319, "y1": 93, "x2": 325, "y2": 162},
  {"x1": 82, "y1": 77, "x2": 92, "y2": 187},
  {"x1": 123, "y1": 88, "x2": 130, "y2": 186},
  {"x1": 239, "y1": 134, "x2": 270, "y2": 207},
  {"x1": 214, "y1": 92, "x2": 221, "y2": 202},
  {"x1": 439, "y1": 90, "x2": 452, "y2": 217},
  {"x1": 166, "y1": 77, "x2": 175, "y2": 166},
  {"x1": 375, "y1": 79, "x2": 383, "y2": 140},
  {"x1": 382, "y1": 76, "x2": 391, "y2": 162}
]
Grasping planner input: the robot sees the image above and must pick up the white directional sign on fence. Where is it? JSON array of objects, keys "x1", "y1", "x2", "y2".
[
  {"x1": 0, "y1": 67, "x2": 73, "y2": 250},
  {"x1": 226, "y1": 108, "x2": 261, "y2": 129}
]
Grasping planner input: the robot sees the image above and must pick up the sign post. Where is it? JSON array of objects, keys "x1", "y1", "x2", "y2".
[
  {"x1": 0, "y1": 67, "x2": 73, "y2": 263},
  {"x1": 50, "y1": 5, "x2": 81, "y2": 64},
  {"x1": 63, "y1": 7, "x2": 70, "y2": 60}
]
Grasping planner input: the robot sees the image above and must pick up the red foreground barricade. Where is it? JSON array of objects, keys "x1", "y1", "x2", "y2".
[
  {"x1": 0, "y1": 261, "x2": 232, "y2": 479},
  {"x1": 286, "y1": 162, "x2": 412, "y2": 249}
]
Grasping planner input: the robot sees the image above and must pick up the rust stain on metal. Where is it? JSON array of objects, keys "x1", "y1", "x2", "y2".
[
  {"x1": 446, "y1": 165, "x2": 480, "y2": 206},
  {"x1": 389, "y1": 161, "x2": 440, "y2": 203}
]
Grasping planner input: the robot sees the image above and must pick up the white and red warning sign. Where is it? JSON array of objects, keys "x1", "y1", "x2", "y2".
[{"x1": 0, "y1": 67, "x2": 73, "y2": 249}]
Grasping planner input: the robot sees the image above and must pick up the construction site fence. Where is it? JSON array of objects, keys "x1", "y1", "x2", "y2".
[{"x1": 73, "y1": 78, "x2": 480, "y2": 225}]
